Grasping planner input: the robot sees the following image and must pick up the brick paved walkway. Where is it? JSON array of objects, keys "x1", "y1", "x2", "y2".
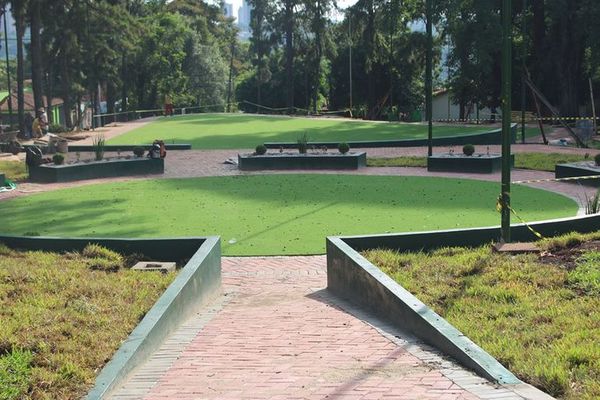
[{"x1": 109, "y1": 257, "x2": 529, "y2": 400}]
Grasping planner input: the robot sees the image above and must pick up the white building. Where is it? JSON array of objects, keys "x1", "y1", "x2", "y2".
[
  {"x1": 237, "y1": 0, "x2": 252, "y2": 39},
  {"x1": 223, "y1": 2, "x2": 234, "y2": 19},
  {"x1": 431, "y1": 89, "x2": 501, "y2": 122}
]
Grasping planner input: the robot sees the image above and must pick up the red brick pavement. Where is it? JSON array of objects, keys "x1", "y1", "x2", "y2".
[{"x1": 113, "y1": 257, "x2": 527, "y2": 400}]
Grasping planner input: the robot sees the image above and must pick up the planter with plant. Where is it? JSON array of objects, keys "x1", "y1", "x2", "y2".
[
  {"x1": 462, "y1": 144, "x2": 475, "y2": 156},
  {"x1": 255, "y1": 144, "x2": 267, "y2": 155},
  {"x1": 133, "y1": 147, "x2": 145, "y2": 158},
  {"x1": 555, "y1": 153, "x2": 600, "y2": 186},
  {"x1": 297, "y1": 132, "x2": 309, "y2": 154}
]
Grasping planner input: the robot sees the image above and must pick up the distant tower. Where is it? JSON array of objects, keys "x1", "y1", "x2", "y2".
[
  {"x1": 222, "y1": 2, "x2": 234, "y2": 19},
  {"x1": 237, "y1": 0, "x2": 252, "y2": 39}
]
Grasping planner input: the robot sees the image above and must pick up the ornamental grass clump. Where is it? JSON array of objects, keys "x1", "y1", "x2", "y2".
[
  {"x1": 297, "y1": 132, "x2": 309, "y2": 154},
  {"x1": 82, "y1": 243, "x2": 123, "y2": 272},
  {"x1": 93, "y1": 135, "x2": 106, "y2": 161}
]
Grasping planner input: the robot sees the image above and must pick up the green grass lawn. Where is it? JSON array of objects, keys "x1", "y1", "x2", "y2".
[
  {"x1": 0, "y1": 160, "x2": 27, "y2": 182},
  {"x1": 363, "y1": 231, "x2": 600, "y2": 399},
  {"x1": 0, "y1": 243, "x2": 174, "y2": 399},
  {"x1": 0, "y1": 175, "x2": 577, "y2": 256},
  {"x1": 107, "y1": 113, "x2": 492, "y2": 149}
]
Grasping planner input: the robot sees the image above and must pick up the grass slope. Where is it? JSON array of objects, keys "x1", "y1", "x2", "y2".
[
  {"x1": 0, "y1": 175, "x2": 577, "y2": 256},
  {"x1": 0, "y1": 244, "x2": 174, "y2": 399},
  {"x1": 363, "y1": 231, "x2": 600, "y2": 399},
  {"x1": 0, "y1": 160, "x2": 27, "y2": 182},
  {"x1": 108, "y1": 113, "x2": 491, "y2": 149}
]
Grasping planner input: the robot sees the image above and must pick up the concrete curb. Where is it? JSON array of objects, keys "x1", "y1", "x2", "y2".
[
  {"x1": 85, "y1": 236, "x2": 221, "y2": 399},
  {"x1": 325, "y1": 214, "x2": 600, "y2": 399}
]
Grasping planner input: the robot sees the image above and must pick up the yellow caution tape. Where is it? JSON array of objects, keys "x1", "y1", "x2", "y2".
[
  {"x1": 496, "y1": 195, "x2": 545, "y2": 240},
  {"x1": 512, "y1": 175, "x2": 600, "y2": 185}
]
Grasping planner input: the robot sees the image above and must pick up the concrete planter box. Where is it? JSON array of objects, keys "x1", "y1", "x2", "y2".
[
  {"x1": 555, "y1": 162, "x2": 600, "y2": 186},
  {"x1": 0, "y1": 172, "x2": 5, "y2": 185},
  {"x1": 238, "y1": 152, "x2": 367, "y2": 170},
  {"x1": 29, "y1": 157, "x2": 164, "y2": 183},
  {"x1": 427, "y1": 153, "x2": 514, "y2": 173}
]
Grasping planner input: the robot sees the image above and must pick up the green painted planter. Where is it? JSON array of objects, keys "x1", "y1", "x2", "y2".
[
  {"x1": 238, "y1": 152, "x2": 367, "y2": 170},
  {"x1": 0, "y1": 172, "x2": 5, "y2": 185},
  {"x1": 427, "y1": 153, "x2": 514, "y2": 173},
  {"x1": 29, "y1": 157, "x2": 164, "y2": 183},
  {"x1": 555, "y1": 162, "x2": 600, "y2": 186}
]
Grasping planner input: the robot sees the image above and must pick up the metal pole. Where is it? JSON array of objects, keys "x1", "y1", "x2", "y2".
[
  {"x1": 590, "y1": 78, "x2": 597, "y2": 135},
  {"x1": 3, "y1": 9, "x2": 13, "y2": 122},
  {"x1": 520, "y1": 0, "x2": 526, "y2": 143},
  {"x1": 501, "y1": 0, "x2": 512, "y2": 242},
  {"x1": 349, "y1": 14, "x2": 353, "y2": 112},
  {"x1": 426, "y1": 0, "x2": 433, "y2": 156}
]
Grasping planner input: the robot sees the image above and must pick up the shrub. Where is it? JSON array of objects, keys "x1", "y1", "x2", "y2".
[
  {"x1": 82, "y1": 243, "x2": 123, "y2": 264},
  {"x1": 52, "y1": 153, "x2": 64, "y2": 165},
  {"x1": 93, "y1": 135, "x2": 105, "y2": 161},
  {"x1": 255, "y1": 144, "x2": 267, "y2": 155},
  {"x1": 297, "y1": 132, "x2": 309, "y2": 154},
  {"x1": 463, "y1": 144, "x2": 475, "y2": 156},
  {"x1": 595, "y1": 153, "x2": 600, "y2": 166},
  {"x1": 48, "y1": 124, "x2": 67, "y2": 134},
  {"x1": 338, "y1": 142, "x2": 350, "y2": 154},
  {"x1": 133, "y1": 146, "x2": 145, "y2": 157}
]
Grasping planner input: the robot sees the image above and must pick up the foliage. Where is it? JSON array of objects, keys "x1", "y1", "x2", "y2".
[
  {"x1": 52, "y1": 153, "x2": 64, "y2": 165},
  {"x1": 297, "y1": 132, "x2": 309, "y2": 154},
  {"x1": 462, "y1": 144, "x2": 475, "y2": 156},
  {"x1": 0, "y1": 161, "x2": 27, "y2": 182},
  {"x1": 338, "y1": 142, "x2": 350, "y2": 154},
  {"x1": 48, "y1": 124, "x2": 67, "y2": 134},
  {"x1": 584, "y1": 189, "x2": 600, "y2": 215},
  {"x1": 367, "y1": 156, "x2": 427, "y2": 167},
  {"x1": 133, "y1": 146, "x2": 145, "y2": 157},
  {"x1": 0, "y1": 245, "x2": 174, "y2": 399},
  {"x1": 0, "y1": 348, "x2": 33, "y2": 400},
  {"x1": 255, "y1": 144, "x2": 267, "y2": 155},
  {"x1": 0, "y1": 175, "x2": 577, "y2": 256},
  {"x1": 93, "y1": 135, "x2": 105, "y2": 161},
  {"x1": 363, "y1": 231, "x2": 600, "y2": 399},
  {"x1": 595, "y1": 153, "x2": 600, "y2": 166}
]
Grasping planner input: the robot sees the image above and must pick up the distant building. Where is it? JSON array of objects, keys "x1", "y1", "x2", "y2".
[
  {"x1": 237, "y1": 0, "x2": 252, "y2": 40},
  {"x1": 431, "y1": 89, "x2": 501, "y2": 122},
  {"x1": 222, "y1": 2, "x2": 234, "y2": 19}
]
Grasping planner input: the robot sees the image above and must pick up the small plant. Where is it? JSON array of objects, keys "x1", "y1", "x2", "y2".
[
  {"x1": 52, "y1": 153, "x2": 65, "y2": 165},
  {"x1": 338, "y1": 142, "x2": 350, "y2": 154},
  {"x1": 82, "y1": 243, "x2": 123, "y2": 272},
  {"x1": 584, "y1": 188, "x2": 600, "y2": 215},
  {"x1": 93, "y1": 135, "x2": 105, "y2": 161},
  {"x1": 595, "y1": 153, "x2": 600, "y2": 166},
  {"x1": 75, "y1": 152, "x2": 81, "y2": 162},
  {"x1": 48, "y1": 123, "x2": 67, "y2": 133},
  {"x1": 463, "y1": 144, "x2": 475, "y2": 156},
  {"x1": 133, "y1": 146, "x2": 145, "y2": 157},
  {"x1": 297, "y1": 132, "x2": 309, "y2": 154},
  {"x1": 255, "y1": 144, "x2": 267, "y2": 155}
]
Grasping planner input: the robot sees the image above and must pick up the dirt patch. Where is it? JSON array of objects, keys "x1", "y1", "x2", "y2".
[{"x1": 539, "y1": 240, "x2": 600, "y2": 270}]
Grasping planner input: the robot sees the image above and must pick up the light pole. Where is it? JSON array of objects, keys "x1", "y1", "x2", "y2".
[
  {"x1": 501, "y1": 0, "x2": 512, "y2": 242},
  {"x1": 426, "y1": 0, "x2": 433, "y2": 157},
  {"x1": 520, "y1": 0, "x2": 527, "y2": 144}
]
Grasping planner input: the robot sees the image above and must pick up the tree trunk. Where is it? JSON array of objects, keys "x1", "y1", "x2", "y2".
[
  {"x1": 313, "y1": 0, "x2": 322, "y2": 114},
  {"x1": 366, "y1": 0, "x2": 375, "y2": 119},
  {"x1": 284, "y1": 0, "x2": 294, "y2": 113},
  {"x1": 60, "y1": 54, "x2": 73, "y2": 128},
  {"x1": 30, "y1": 0, "x2": 44, "y2": 113},
  {"x1": 14, "y1": 4, "x2": 25, "y2": 134}
]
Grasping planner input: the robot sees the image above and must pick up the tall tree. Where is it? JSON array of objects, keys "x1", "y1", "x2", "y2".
[
  {"x1": 11, "y1": 0, "x2": 26, "y2": 134},
  {"x1": 29, "y1": 0, "x2": 43, "y2": 113},
  {"x1": 248, "y1": 0, "x2": 276, "y2": 108}
]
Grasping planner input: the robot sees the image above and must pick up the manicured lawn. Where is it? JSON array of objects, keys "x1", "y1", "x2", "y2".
[
  {"x1": 0, "y1": 160, "x2": 27, "y2": 182},
  {"x1": 0, "y1": 244, "x2": 175, "y2": 399},
  {"x1": 0, "y1": 175, "x2": 577, "y2": 255},
  {"x1": 367, "y1": 152, "x2": 592, "y2": 172},
  {"x1": 107, "y1": 113, "x2": 492, "y2": 149},
  {"x1": 363, "y1": 231, "x2": 600, "y2": 400}
]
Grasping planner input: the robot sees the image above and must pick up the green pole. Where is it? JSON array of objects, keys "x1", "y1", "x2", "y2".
[
  {"x1": 520, "y1": 0, "x2": 527, "y2": 143},
  {"x1": 426, "y1": 0, "x2": 433, "y2": 156},
  {"x1": 501, "y1": 0, "x2": 512, "y2": 242},
  {"x1": 3, "y1": 9, "x2": 13, "y2": 122}
]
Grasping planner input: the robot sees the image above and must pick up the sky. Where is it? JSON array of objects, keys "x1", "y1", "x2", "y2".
[{"x1": 223, "y1": 0, "x2": 358, "y2": 21}]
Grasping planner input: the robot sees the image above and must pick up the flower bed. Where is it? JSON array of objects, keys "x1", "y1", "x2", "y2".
[
  {"x1": 555, "y1": 161, "x2": 600, "y2": 186},
  {"x1": 28, "y1": 157, "x2": 164, "y2": 183},
  {"x1": 238, "y1": 151, "x2": 366, "y2": 170},
  {"x1": 427, "y1": 153, "x2": 514, "y2": 173}
]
